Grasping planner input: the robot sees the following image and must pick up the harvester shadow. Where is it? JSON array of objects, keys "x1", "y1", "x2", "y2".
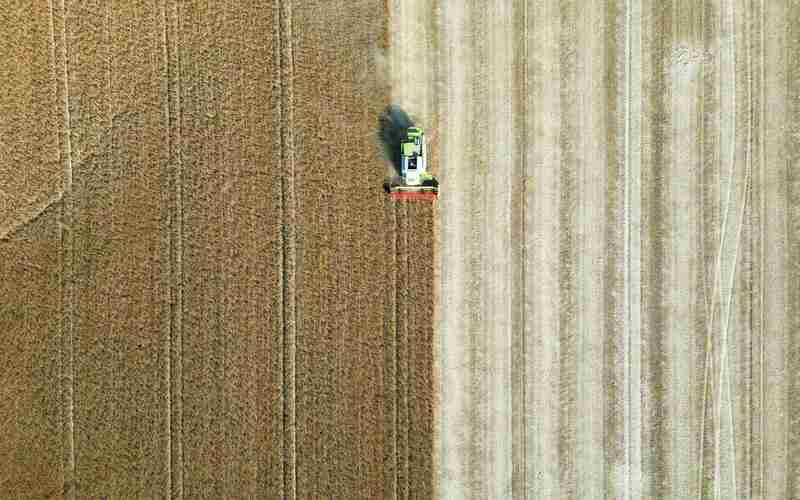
[{"x1": 378, "y1": 104, "x2": 414, "y2": 183}]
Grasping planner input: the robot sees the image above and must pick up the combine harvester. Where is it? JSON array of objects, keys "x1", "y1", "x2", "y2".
[{"x1": 386, "y1": 127, "x2": 439, "y2": 201}]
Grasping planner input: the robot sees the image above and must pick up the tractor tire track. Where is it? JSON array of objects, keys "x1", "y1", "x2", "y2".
[{"x1": 278, "y1": 0, "x2": 297, "y2": 496}]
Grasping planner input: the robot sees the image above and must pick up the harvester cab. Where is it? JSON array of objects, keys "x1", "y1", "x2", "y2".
[{"x1": 388, "y1": 127, "x2": 439, "y2": 201}]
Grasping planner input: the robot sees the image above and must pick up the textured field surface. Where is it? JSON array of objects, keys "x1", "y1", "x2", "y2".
[
  {"x1": 6, "y1": 0, "x2": 799, "y2": 499},
  {"x1": 416, "y1": 1, "x2": 800, "y2": 499},
  {"x1": 0, "y1": 1, "x2": 433, "y2": 498}
]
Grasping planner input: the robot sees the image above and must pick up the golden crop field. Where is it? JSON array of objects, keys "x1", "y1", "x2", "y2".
[{"x1": 1, "y1": 1, "x2": 432, "y2": 498}]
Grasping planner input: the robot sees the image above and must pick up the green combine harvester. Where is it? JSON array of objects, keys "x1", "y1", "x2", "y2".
[{"x1": 387, "y1": 127, "x2": 439, "y2": 201}]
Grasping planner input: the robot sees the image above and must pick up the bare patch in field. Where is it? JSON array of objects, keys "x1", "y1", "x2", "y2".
[{"x1": 669, "y1": 43, "x2": 707, "y2": 80}]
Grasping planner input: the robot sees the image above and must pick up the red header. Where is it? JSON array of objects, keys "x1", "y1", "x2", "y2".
[{"x1": 388, "y1": 191, "x2": 438, "y2": 201}]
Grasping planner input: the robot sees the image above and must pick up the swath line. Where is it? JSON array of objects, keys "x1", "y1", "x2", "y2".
[
  {"x1": 510, "y1": 0, "x2": 528, "y2": 496},
  {"x1": 160, "y1": 1, "x2": 172, "y2": 496},
  {"x1": 162, "y1": 0, "x2": 185, "y2": 496},
  {"x1": 757, "y1": 1, "x2": 765, "y2": 496},
  {"x1": 278, "y1": 0, "x2": 297, "y2": 497},
  {"x1": 624, "y1": 0, "x2": 643, "y2": 498}
]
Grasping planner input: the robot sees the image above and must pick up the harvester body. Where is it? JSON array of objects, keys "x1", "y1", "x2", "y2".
[{"x1": 389, "y1": 127, "x2": 438, "y2": 201}]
